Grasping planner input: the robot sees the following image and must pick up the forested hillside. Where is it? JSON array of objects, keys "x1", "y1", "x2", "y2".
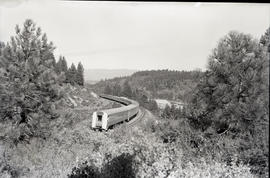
[{"x1": 92, "y1": 69, "x2": 204, "y2": 102}]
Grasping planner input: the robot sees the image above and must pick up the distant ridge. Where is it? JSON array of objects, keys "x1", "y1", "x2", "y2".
[{"x1": 84, "y1": 69, "x2": 137, "y2": 82}]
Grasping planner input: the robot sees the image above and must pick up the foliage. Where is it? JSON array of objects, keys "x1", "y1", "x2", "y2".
[
  {"x1": 55, "y1": 56, "x2": 68, "y2": 77},
  {"x1": 187, "y1": 30, "x2": 269, "y2": 176},
  {"x1": 66, "y1": 63, "x2": 77, "y2": 85},
  {"x1": 111, "y1": 83, "x2": 122, "y2": 96},
  {"x1": 260, "y1": 27, "x2": 270, "y2": 51},
  {"x1": 67, "y1": 118, "x2": 255, "y2": 178},
  {"x1": 76, "y1": 62, "x2": 84, "y2": 86},
  {"x1": 68, "y1": 161, "x2": 100, "y2": 178},
  {"x1": 104, "y1": 85, "x2": 112, "y2": 95},
  {"x1": 101, "y1": 153, "x2": 136, "y2": 178},
  {"x1": 161, "y1": 104, "x2": 184, "y2": 120},
  {"x1": 0, "y1": 20, "x2": 267, "y2": 178},
  {"x1": 0, "y1": 19, "x2": 62, "y2": 142},
  {"x1": 122, "y1": 80, "x2": 133, "y2": 98},
  {"x1": 55, "y1": 57, "x2": 84, "y2": 86},
  {"x1": 94, "y1": 69, "x2": 203, "y2": 102}
]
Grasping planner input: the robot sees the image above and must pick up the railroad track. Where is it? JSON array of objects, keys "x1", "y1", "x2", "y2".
[{"x1": 126, "y1": 107, "x2": 146, "y2": 128}]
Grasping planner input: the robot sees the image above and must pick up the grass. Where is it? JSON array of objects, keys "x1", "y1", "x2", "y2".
[{"x1": 0, "y1": 86, "x2": 260, "y2": 177}]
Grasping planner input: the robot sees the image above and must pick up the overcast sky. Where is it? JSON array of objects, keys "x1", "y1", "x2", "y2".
[{"x1": 0, "y1": 1, "x2": 269, "y2": 70}]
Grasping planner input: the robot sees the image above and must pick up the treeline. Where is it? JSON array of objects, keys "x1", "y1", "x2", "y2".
[
  {"x1": 0, "y1": 19, "x2": 85, "y2": 143},
  {"x1": 94, "y1": 69, "x2": 203, "y2": 101},
  {"x1": 103, "y1": 80, "x2": 159, "y2": 113},
  {"x1": 131, "y1": 69, "x2": 203, "y2": 90},
  {"x1": 132, "y1": 69, "x2": 203, "y2": 81},
  {"x1": 55, "y1": 56, "x2": 84, "y2": 86}
]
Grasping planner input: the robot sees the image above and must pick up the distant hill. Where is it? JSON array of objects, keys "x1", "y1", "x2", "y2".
[
  {"x1": 92, "y1": 69, "x2": 204, "y2": 102},
  {"x1": 84, "y1": 69, "x2": 137, "y2": 82}
]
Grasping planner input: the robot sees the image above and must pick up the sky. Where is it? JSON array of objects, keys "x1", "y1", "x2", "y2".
[{"x1": 0, "y1": 1, "x2": 269, "y2": 71}]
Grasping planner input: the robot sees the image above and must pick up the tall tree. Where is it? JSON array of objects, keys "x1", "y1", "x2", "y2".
[
  {"x1": 187, "y1": 30, "x2": 269, "y2": 175},
  {"x1": 260, "y1": 27, "x2": 270, "y2": 50},
  {"x1": 61, "y1": 56, "x2": 68, "y2": 74},
  {"x1": 0, "y1": 41, "x2": 4, "y2": 56},
  {"x1": 76, "y1": 62, "x2": 84, "y2": 86},
  {"x1": 67, "y1": 63, "x2": 77, "y2": 85},
  {"x1": 112, "y1": 83, "x2": 121, "y2": 96},
  {"x1": 188, "y1": 31, "x2": 268, "y2": 135},
  {"x1": 104, "y1": 85, "x2": 112, "y2": 95},
  {"x1": 55, "y1": 56, "x2": 63, "y2": 74},
  {"x1": 0, "y1": 19, "x2": 61, "y2": 142},
  {"x1": 122, "y1": 80, "x2": 133, "y2": 98}
]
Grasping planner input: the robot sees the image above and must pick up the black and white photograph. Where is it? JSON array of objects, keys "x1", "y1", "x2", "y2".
[{"x1": 0, "y1": 1, "x2": 269, "y2": 177}]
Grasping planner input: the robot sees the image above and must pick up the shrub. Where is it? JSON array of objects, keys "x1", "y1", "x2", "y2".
[
  {"x1": 68, "y1": 153, "x2": 136, "y2": 178},
  {"x1": 68, "y1": 161, "x2": 100, "y2": 178}
]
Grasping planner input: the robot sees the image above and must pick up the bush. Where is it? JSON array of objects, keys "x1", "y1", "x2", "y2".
[
  {"x1": 68, "y1": 161, "x2": 100, "y2": 178},
  {"x1": 68, "y1": 153, "x2": 136, "y2": 178}
]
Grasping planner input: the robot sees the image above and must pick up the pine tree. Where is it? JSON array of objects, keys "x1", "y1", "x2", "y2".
[
  {"x1": 0, "y1": 41, "x2": 4, "y2": 56},
  {"x1": 0, "y1": 19, "x2": 61, "y2": 142},
  {"x1": 55, "y1": 56, "x2": 63, "y2": 74},
  {"x1": 187, "y1": 30, "x2": 269, "y2": 175},
  {"x1": 122, "y1": 80, "x2": 133, "y2": 98},
  {"x1": 148, "y1": 99, "x2": 158, "y2": 113},
  {"x1": 67, "y1": 63, "x2": 77, "y2": 85},
  {"x1": 61, "y1": 56, "x2": 68, "y2": 73},
  {"x1": 112, "y1": 83, "x2": 121, "y2": 96},
  {"x1": 260, "y1": 27, "x2": 270, "y2": 50},
  {"x1": 104, "y1": 85, "x2": 112, "y2": 94},
  {"x1": 51, "y1": 54, "x2": 56, "y2": 68},
  {"x1": 76, "y1": 62, "x2": 84, "y2": 86},
  {"x1": 189, "y1": 31, "x2": 268, "y2": 134}
]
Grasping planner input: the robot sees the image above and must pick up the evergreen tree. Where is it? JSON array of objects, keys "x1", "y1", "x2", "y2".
[
  {"x1": 76, "y1": 62, "x2": 84, "y2": 86},
  {"x1": 187, "y1": 30, "x2": 269, "y2": 175},
  {"x1": 51, "y1": 54, "x2": 56, "y2": 68},
  {"x1": 55, "y1": 56, "x2": 63, "y2": 74},
  {"x1": 0, "y1": 41, "x2": 4, "y2": 56},
  {"x1": 104, "y1": 85, "x2": 112, "y2": 95},
  {"x1": 112, "y1": 83, "x2": 121, "y2": 96},
  {"x1": 188, "y1": 31, "x2": 268, "y2": 135},
  {"x1": 148, "y1": 99, "x2": 158, "y2": 113},
  {"x1": 0, "y1": 19, "x2": 61, "y2": 142},
  {"x1": 61, "y1": 56, "x2": 68, "y2": 74},
  {"x1": 67, "y1": 63, "x2": 77, "y2": 85},
  {"x1": 260, "y1": 27, "x2": 270, "y2": 50},
  {"x1": 122, "y1": 80, "x2": 133, "y2": 98}
]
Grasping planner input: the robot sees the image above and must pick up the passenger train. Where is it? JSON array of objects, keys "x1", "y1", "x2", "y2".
[{"x1": 92, "y1": 94, "x2": 140, "y2": 130}]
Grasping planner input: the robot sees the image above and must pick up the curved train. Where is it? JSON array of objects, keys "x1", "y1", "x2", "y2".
[{"x1": 92, "y1": 94, "x2": 140, "y2": 130}]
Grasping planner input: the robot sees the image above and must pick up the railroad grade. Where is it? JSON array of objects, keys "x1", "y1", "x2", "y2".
[{"x1": 126, "y1": 107, "x2": 146, "y2": 128}]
